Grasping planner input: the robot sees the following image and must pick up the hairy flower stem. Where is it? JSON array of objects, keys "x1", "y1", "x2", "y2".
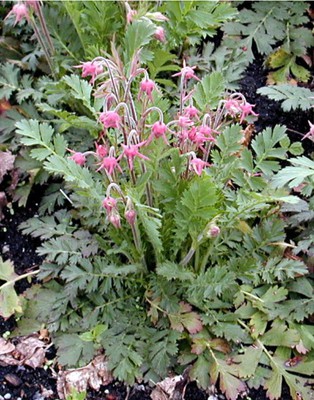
[
  {"x1": 29, "y1": 17, "x2": 55, "y2": 77},
  {"x1": 180, "y1": 243, "x2": 198, "y2": 267},
  {"x1": 36, "y1": 5, "x2": 55, "y2": 55}
]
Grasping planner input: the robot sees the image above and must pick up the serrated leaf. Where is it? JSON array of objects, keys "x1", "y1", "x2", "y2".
[
  {"x1": 257, "y1": 85, "x2": 314, "y2": 111},
  {"x1": 193, "y1": 72, "x2": 225, "y2": 110},
  {"x1": 169, "y1": 302, "x2": 203, "y2": 334},
  {"x1": 55, "y1": 334, "x2": 94, "y2": 367},
  {"x1": 124, "y1": 19, "x2": 156, "y2": 61},
  {"x1": 156, "y1": 261, "x2": 195, "y2": 281}
]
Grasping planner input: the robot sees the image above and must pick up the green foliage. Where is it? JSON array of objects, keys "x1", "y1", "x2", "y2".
[
  {"x1": 163, "y1": 1, "x2": 237, "y2": 47},
  {"x1": 3, "y1": 2, "x2": 314, "y2": 398},
  {"x1": 66, "y1": 388, "x2": 87, "y2": 400},
  {"x1": 257, "y1": 84, "x2": 314, "y2": 111},
  {"x1": 223, "y1": 1, "x2": 313, "y2": 83},
  {"x1": 193, "y1": 72, "x2": 225, "y2": 110}
]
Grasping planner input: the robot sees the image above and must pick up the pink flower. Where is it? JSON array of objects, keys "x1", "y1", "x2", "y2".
[
  {"x1": 125, "y1": 209, "x2": 137, "y2": 225},
  {"x1": 97, "y1": 156, "x2": 122, "y2": 175},
  {"x1": 302, "y1": 121, "x2": 314, "y2": 141},
  {"x1": 177, "y1": 116, "x2": 194, "y2": 128},
  {"x1": 154, "y1": 27, "x2": 166, "y2": 43},
  {"x1": 119, "y1": 142, "x2": 149, "y2": 171},
  {"x1": 95, "y1": 143, "x2": 108, "y2": 159},
  {"x1": 68, "y1": 150, "x2": 86, "y2": 166},
  {"x1": 173, "y1": 64, "x2": 200, "y2": 82},
  {"x1": 102, "y1": 196, "x2": 118, "y2": 214},
  {"x1": 184, "y1": 105, "x2": 200, "y2": 119},
  {"x1": 239, "y1": 102, "x2": 258, "y2": 123},
  {"x1": 146, "y1": 121, "x2": 168, "y2": 145},
  {"x1": 6, "y1": 3, "x2": 29, "y2": 25},
  {"x1": 99, "y1": 111, "x2": 121, "y2": 129},
  {"x1": 190, "y1": 158, "x2": 211, "y2": 176},
  {"x1": 224, "y1": 99, "x2": 241, "y2": 117},
  {"x1": 108, "y1": 210, "x2": 121, "y2": 229},
  {"x1": 208, "y1": 225, "x2": 220, "y2": 238},
  {"x1": 75, "y1": 61, "x2": 103, "y2": 85},
  {"x1": 199, "y1": 126, "x2": 215, "y2": 137},
  {"x1": 139, "y1": 78, "x2": 156, "y2": 101},
  {"x1": 126, "y1": 8, "x2": 137, "y2": 24}
]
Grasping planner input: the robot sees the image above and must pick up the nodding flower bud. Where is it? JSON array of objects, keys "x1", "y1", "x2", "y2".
[
  {"x1": 95, "y1": 143, "x2": 108, "y2": 158},
  {"x1": 207, "y1": 225, "x2": 220, "y2": 238},
  {"x1": 151, "y1": 121, "x2": 167, "y2": 138},
  {"x1": 75, "y1": 61, "x2": 103, "y2": 85},
  {"x1": 139, "y1": 78, "x2": 155, "y2": 101},
  {"x1": 68, "y1": 151, "x2": 86, "y2": 166},
  {"x1": 108, "y1": 210, "x2": 121, "y2": 229},
  {"x1": 184, "y1": 105, "x2": 200, "y2": 119},
  {"x1": 125, "y1": 209, "x2": 137, "y2": 226},
  {"x1": 154, "y1": 26, "x2": 166, "y2": 43},
  {"x1": 99, "y1": 111, "x2": 121, "y2": 129},
  {"x1": 102, "y1": 196, "x2": 118, "y2": 214}
]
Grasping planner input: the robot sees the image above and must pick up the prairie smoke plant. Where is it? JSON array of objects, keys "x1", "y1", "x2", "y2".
[{"x1": 16, "y1": 49, "x2": 309, "y2": 398}]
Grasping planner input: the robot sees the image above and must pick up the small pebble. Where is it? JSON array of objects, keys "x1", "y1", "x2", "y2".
[{"x1": 4, "y1": 394, "x2": 11, "y2": 399}]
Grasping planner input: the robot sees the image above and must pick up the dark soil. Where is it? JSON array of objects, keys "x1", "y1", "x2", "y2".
[{"x1": 239, "y1": 55, "x2": 314, "y2": 157}]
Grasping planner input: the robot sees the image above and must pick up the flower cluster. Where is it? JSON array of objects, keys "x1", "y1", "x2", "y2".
[{"x1": 68, "y1": 56, "x2": 259, "y2": 230}]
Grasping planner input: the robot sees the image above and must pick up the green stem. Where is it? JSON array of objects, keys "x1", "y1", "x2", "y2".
[
  {"x1": 241, "y1": 290, "x2": 264, "y2": 303},
  {"x1": 194, "y1": 246, "x2": 200, "y2": 273}
]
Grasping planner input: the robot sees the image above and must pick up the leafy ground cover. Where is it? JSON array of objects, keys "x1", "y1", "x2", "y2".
[{"x1": 0, "y1": 1, "x2": 314, "y2": 400}]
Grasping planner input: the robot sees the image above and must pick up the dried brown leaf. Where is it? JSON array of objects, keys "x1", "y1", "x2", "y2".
[
  {"x1": 57, "y1": 355, "x2": 112, "y2": 399},
  {"x1": 0, "y1": 337, "x2": 15, "y2": 355},
  {"x1": 0, "y1": 334, "x2": 47, "y2": 368},
  {"x1": 151, "y1": 375, "x2": 183, "y2": 400}
]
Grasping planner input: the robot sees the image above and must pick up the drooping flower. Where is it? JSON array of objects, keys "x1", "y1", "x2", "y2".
[
  {"x1": 190, "y1": 157, "x2": 211, "y2": 176},
  {"x1": 102, "y1": 196, "x2": 118, "y2": 214},
  {"x1": 125, "y1": 209, "x2": 137, "y2": 226},
  {"x1": 139, "y1": 78, "x2": 156, "y2": 101},
  {"x1": 119, "y1": 142, "x2": 149, "y2": 171},
  {"x1": 177, "y1": 116, "x2": 194, "y2": 128},
  {"x1": 154, "y1": 26, "x2": 166, "y2": 43},
  {"x1": 68, "y1": 150, "x2": 86, "y2": 166},
  {"x1": 302, "y1": 121, "x2": 314, "y2": 141},
  {"x1": 224, "y1": 99, "x2": 242, "y2": 117},
  {"x1": 173, "y1": 63, "x2": 200, "y2": 82},
  {"x1": 97, "y1": 155, "x2": 122, "y2": 175},
  {"x1": 146, "y1": 12, "x2": 168, "y2": 21},
  {"x1": 99, "y1": 110, "x2": 121, "y2": 129},
  {"x1": 146, "y1": 121, "x2": 168, "y2": 145},
  {"x1": 239, "y1": 102, "x2": 258, "y2": 123},
  {"x1": 95, "y1": 143, "x2": 108, "y2": 159},
  {"x1": 6, "y1": 3, "x2": 29, "y2": 25},
  {"x1": 184, "y1": 105, "x2": 200, "y2": 119},
  {"x1": 75, "y1": 61, "x2": 103, "y2": 85},
  {"x1": 108, "y1": 210, "x2": 121, "y2": 229}
]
